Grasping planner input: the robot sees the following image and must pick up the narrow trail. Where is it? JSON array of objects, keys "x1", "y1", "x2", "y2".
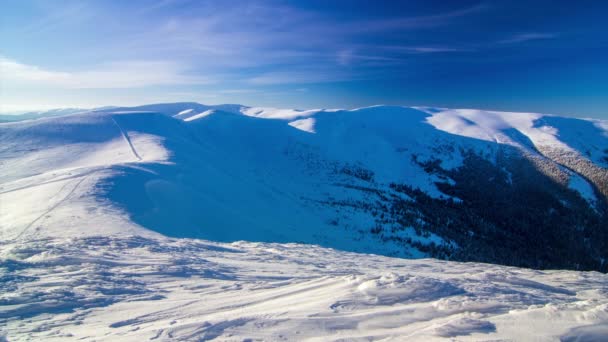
[
  {"x1": 110, "y1": 115, "x2": 142, "y2": 161},
  {"x1": 0, "y1": 168, "x2": 101, "y2": 195},
  {"x1": 12, "y1": 176, "x2": 88, "y2": 242}
]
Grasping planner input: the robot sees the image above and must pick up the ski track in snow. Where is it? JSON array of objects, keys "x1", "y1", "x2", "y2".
[
  {"x1": 110, "y1": 116, "x2": 142, "y2": 161},
  {"x1": 12, "y1": 176, "x2": 88, "y2": 242},
  {"x1": 0, "y1": 167, "x2": 102, "y2": 195}
]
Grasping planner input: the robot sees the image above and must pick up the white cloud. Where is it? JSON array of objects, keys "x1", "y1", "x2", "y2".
[
  {"x1": 0, "y1": 56, "x2": 212, "y2": 89},
  {"x1": 0, "y1": 57, "x2": 71, "y2": 83}
]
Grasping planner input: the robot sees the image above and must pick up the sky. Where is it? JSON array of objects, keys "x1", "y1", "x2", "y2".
[{"x1": 1, "y1": 0, "x2": 607, "y2": 118}]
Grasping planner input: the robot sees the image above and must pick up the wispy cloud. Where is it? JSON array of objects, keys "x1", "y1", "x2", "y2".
[
  {"x1": 375, "y1": 45, "x2": 471, "y2": 54},
  {"x1": 90, "y1": 2, "x2": 486, "y2": 83},
  {"x1": 0, "y1": 56, "x2": 212, "y2": 88},
  {"x1": 1, "y1": 2, "x2": 487, "y2": 94},
  {"x1": 499, "y1": 33, "x2": 558, "y2": 44},
  {"x1": 336, "y1": 49, "x2": 404, "y2": 66},
  {"x1": 219, "y1": 89, "x2": 259, "y2": 94},
  {"x1": 341, "y1": 3, "x2": 488, "y2": 32},
  {"x1": 247, "y1": 70, "x2": 349, "y2": 85},
  {"x1": 17, "y1": 2, "x2": 91, "y2": 36}
]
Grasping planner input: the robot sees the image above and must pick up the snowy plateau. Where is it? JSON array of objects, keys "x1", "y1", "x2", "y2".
[{"x1": 1, "y1": 103, "x2": 608, "y2": 341}]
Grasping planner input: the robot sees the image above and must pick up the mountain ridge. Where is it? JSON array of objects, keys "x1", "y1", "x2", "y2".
[{"x1": 1, "y1": 103, "x2": 607, "y2": 271}]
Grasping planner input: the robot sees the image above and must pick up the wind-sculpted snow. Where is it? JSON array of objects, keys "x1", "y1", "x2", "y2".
[{"x1": 1, "y1": 235, "x2": 607, "y2": 341}]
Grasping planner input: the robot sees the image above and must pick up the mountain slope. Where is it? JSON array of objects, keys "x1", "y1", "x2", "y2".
[{"x1": 1, "y1": 103, "x2": 607, "y2": 271}]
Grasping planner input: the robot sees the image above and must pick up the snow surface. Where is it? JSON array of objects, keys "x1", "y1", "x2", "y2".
[
  {"x1": 288, "y1": 117, "x2": 317, "y2": 133},
  {"x1": 423, "y1": 107, "x2": 608, "y2": 166},
  {"x1": 2, "y1": 235, "x2": 607, "y2": 341},
  {"x1": 1, "y1": 103, "x2": 607, "y2": 340},
  {"x1": 241, "y1": 107, "x2": 322, "y2": 120},
  {"x1": 182, "y1": 110, "x2": 216, "y2": 122},
  {"x1": 568, "y1": 173, "x2": 597, "y2": 206}
]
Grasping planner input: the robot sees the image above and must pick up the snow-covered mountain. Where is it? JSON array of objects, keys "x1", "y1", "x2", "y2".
[
  {"x1": 1, "y1": 103, "x2": 607, "y2": 269},
  {"x1": 0, "y1": 108, "x2": 91, "y2": 123},
  {"x1": 1, "y1": 103, "x2": 608, "y2": 340}
]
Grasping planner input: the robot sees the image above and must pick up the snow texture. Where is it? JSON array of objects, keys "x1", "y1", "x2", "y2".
[{"x1": 1, "y1": 235, "x2": 607, "y2": 341}]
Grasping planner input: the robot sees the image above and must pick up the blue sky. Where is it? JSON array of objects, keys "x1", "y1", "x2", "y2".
[{"x1": 1, "y1": 0, "x2": 607, "y2": 118}]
